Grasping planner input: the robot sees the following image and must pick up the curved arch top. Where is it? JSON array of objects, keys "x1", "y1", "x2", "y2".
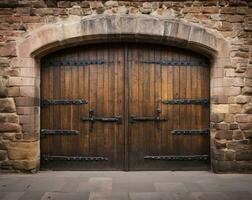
[{"x1": 16, "y1": 14, "x2": 229, "y2": 59}]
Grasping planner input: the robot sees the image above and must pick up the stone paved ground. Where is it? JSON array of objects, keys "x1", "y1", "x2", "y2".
[{"x1": 0, "y1": 171, "x2": 251, "y2": 200}]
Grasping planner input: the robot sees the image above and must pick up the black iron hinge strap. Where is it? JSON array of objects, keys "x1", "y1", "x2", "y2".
[
  {"x1": 141, "y1": 60, "x2": 209, "y2": 67},
  {"x1": 42, "y1": 155, "x2": 108, "y2": 161},
  {"x1": 172, "y1": 129, "x2": 210, "y2": 136},
  {"x1": 42, "y1": 60, "x2": 106, "y2": 67},
  {"x1": 41, "y1": 129, "x2": 79, "y2": 137},
  {"x1": 144, "y1": 155, "x2": 209, "y2": 161},
  {"x1": 129, "y1": 108, "x2": 167, "y2": 125},
  {"x1": 162, "y1": 99, "x2": 209, "y2": 106},
  {"x1": 41, "y1": 99, "x2": 88, "y2": 107}
]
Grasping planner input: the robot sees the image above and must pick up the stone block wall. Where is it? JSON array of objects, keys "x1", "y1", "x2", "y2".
[{"x1": 0, "y1": 0, "x2": 251, "y2": 172}]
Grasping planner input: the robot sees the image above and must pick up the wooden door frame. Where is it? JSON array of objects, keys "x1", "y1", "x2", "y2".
[{"x1": 15, "y1": 14, "x2": 232, "y2": 172}]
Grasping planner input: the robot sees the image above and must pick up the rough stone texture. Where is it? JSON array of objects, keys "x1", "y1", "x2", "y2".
[{"x1": 0, "y1": 0, "x2": 251, "y2": 173}]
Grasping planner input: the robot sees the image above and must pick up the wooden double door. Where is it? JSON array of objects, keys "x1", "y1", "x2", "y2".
[{"x1": 41, "y1": 43, "x2": 210, "y2": 170}]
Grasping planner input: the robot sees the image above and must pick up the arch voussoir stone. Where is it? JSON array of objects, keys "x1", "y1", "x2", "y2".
[{"x1": 16, "y1": 14, "x2": 226, "y2": 59}]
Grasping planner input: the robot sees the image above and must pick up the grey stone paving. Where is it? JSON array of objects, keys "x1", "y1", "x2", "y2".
[{"x1": 0, "y1": 171, "x2": 251, "y2": 200}]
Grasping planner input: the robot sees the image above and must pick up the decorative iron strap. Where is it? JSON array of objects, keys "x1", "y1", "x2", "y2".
[
  {"x1": 172, "y1": 129, "x2": 210, "y2": 136},
  {"x1": 141, "y1": 60, "x2": 209, "y2": 67},
  {"x1": 42, "y1": 59, "x2": 105, "y2": 67},
  {"x1": 41, "y1": 129, "x2": 80, "y2": 136},
  {"x1": 81, "y1": 109, "x2": 122, "y2": 132},
  {"x1": 41, "y1": 99, "x2": 88, "y2": 107},
  {"x1": 42, "y1": 155, "x2": 108, "y2": 161},
  {"x1": 144, "y1": 155, "x2": 209, "y2": 161},
  {"x1": 161, "y1": 99, "x2": 209, "y2": 106}
]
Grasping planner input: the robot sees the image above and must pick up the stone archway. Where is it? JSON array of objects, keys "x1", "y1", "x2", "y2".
[{"x1": 12, "y1": 14, "x2": 233, "y2": 172}]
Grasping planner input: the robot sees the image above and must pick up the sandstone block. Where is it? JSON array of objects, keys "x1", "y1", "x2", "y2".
[
  {"x1": 214, "y1": 139, "x2": 227, "y2": 149},
  {"x1": 242, "y1": 104, "x2": 252, "y2": 114},
  {"x1": 0, "y1": 87, "x2": 8, "y2": 98},
  {"x1": 96, "y1": 6, "x2": 105, "y2": 14},
  {"x1": 10, "y1": 58, "x2": 34, "y2": 68},
  {"x1": 242, "y1": 87, "x2": 252, "y2": 94},
  {"x1": 229, "y1": 0, "x2": 247, "y2": 6},
  {"x1": 220, "y1": 7, "x2": 236, "y2": 14},
  {"x1": 13, "y1": 159, "x2": 39, "y2": 171},
  {"x1": 104, "y1": 0, "x2": 118, "y2": 7},
  {"x1": 224, "y1": 114, "x2": 235, "y2": 123},
  {"x1": 16, "y1": 106, "x2": 37, "y2": 115},
  {"x1": 202, "y1": 6, "x2": 219, "y2": 14},
  {"x1": 212, "y1": 149, "x2": 226, "y2": 161},
  {"x1": 0, "y1": 150, "x2": 7, "y2": 161},
  {"x1": 19, "y1": 68, "x2": 36, "y2": 77},
  {"x1": 211, "y1": 95, "x2": 228, "y2": 104},
  {"x1": 239, "y1": 123, "x2": 252, "y2": 130},
  {"x1": 8, "y1": 77, "x2": 35, "y2": 87},
  {"x1": 232, "y1": 78, "x2": 244, "y2": 87},
  {"x1": 212, "y1": 104, "x2": 229, "y2": 113},
  {"x1": 224, "y1": 15, "x2": 244, "y2": 23},
  {"x1": 69, "y1": 5, "x2": 83, "y2": 16},
  {"x1": 225, "y1": 150, "x2": 235, "y2": 161},
  {"x1": 235, "y1": 95, "x2": 249, "y2": 104},
  {"x1": 57, "y1": 1, "x2": 70, "y2": 8},
  {"x1": 89, "y1": 1, "x2": 103, "y2": 9},
  {"x1": 0, "y1": 113, "x2": 19, "y2": 123},
  {"x1": 232, "y1": 130, "x2": 244, "y2": 140},
  {"x1": 0, "y1": 42, "x2": 16, "y2": 57},
  {"x1": 183, "y1": 7, "x2": 201, "y2": 13},
  {"x1": 245, "y1": 68, "x2": 252, "y2": 78},
  {"x1": 0, "y1": 122, "x2": 21, "y2": 133},
  {"x1": 227, "y1": 140, "x2": 249, "y2": 150},
  {"x1": 244, "y1": 130, "x2": 252, "y2": 139},
  {"x1": 14, "y1": 97, "x2": 38, "y2": 107},
  {"x1": 217, "y1": 22, "x2": 232, "y2": 31},
  {"x1": 234, "y1": 161, "x2": 252, "y2": 172},
  {"x1": 139, "y1": 6, "x2": 152, "y2": 14},
  {"x1": 215, "y1": 123, "x2": 229, "y2": 130},
  {"x1": 236, "y1": 151, "x2": 252, "y2": 161},
  {"x1": 212, "y1": 160, "x2": 235, "y2": 172},
  {"x1": 224, "y1": 87, "x2": 240, "y2": 96},
  {"x1": 7, "y1": 87, "x2": 20, "y2": 97},
  {"x1": 210, "y1": 113, "x2": 225, "y2": 123},
  {"x1": 229, "y1": 104, "x2": 242, "y2": 114},
  {"x1": 80, "y1": 1, "x2": 90, "y2": 8},
  {"x1": 7, "y1": 141, "x2": 39, "y2": 160},
  {"x1": 212, "y1": 67, "x2": 223, "y2": 78},
  {"x1": 224, "y1": 68, "x2": 235, "y2": 77},
  {"x1": 0, "y1": 160, "x2": 14, "y2": 170},
  {"x1": 229, "y1": 123, "x2": 239, "y2": 130},
  {"x1": 215, "y1": 130, "x2": 232, "y2": 140},
  {"x1": 0, "y1": 98, "x2": 16, "y2": 113},
  {"x1": 0, "y1": 141, "x2": 7, "y2": 150},
  {"x1": 19, "y1": 115, "x2": 35, "y2": 124},
  {"x1": 116, "y1": 6, "x2": 129, "y2": 14},
  {"x1": 235, "y1": 114, "x2": 250, "y2": 123},
  {"x1": 20, "y1": 86, "x2": 35, "y2": 97}
]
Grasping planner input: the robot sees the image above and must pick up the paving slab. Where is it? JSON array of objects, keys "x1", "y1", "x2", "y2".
[{"x1": 0, "y1": 171, "x2": 251, "y2": 200}]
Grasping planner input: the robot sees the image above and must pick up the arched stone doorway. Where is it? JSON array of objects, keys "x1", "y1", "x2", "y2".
[{"x1": 15, "y1": 14, "x2": 232, "y2": 172}]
